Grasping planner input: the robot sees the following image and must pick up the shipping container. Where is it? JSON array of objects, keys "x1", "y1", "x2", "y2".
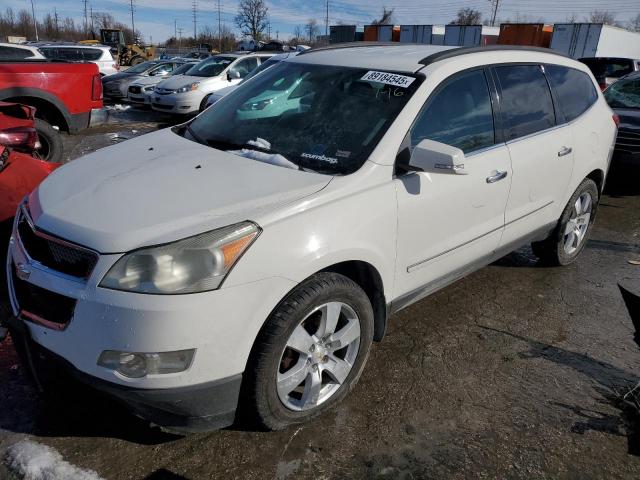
[
  {"x1": 399, "y1": 25, "x2": 433, "y2": 44},
  {"x1": 330, "y1": 25, "x2": 356, "y2": 44},
  {"x1": 444, "y1": 25, "x2": 482, "y2": 46},
  {"x1": 363, "y1": 25, "x2": 400, "y2": 42},
  {"x1": 551, "y1": 23, "x2": 640, "y2": 59},
  {"x1": 498, "y1": 23, "x2": 553, "y2": 47},
  {"x1": 481, "y1": 26, "x2": 500, "y2": 45},
  {"x1": 431, "y1": 26, "x2": 445, "y2": 45}
]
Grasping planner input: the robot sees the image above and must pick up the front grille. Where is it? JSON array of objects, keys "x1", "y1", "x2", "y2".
[
  {"x1": 128, "y1": 85, "x2": 142, "y2": 94},
  {"x1": 11, "y1": 264, "x2": 77, "y2": 329},
  {"x1": 17, "y1": 211, "x2": 98, "y2": 280},
  {"x1": 152, "y1": 103, "x2": 173, "y2": 110},
  {"x1": 154, "y1": 88, "x2": 174, "y2": 95},
  {"x1": 616, "y1": 127, "x2": 640, "y2": 154}
]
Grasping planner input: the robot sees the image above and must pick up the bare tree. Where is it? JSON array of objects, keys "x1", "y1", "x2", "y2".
[
  {"x1": 305, "y1": 19, "x2": 319, "y2": 43},
  {"x1": 588, "y1": 10, "x2": 616, "y2": 25},
  {"x1": 564, "y1": 13, "x2": 579, "y2": 23},
  {"x1": 371, "y1": 7, "x2": 394, "y2": 25},
  {"x1": 235, "y1": 0, "x2": 268, "y2": 41},
  {"x1": 293, "y1": 25, "x2": 303, "y2": 41},
  {"x1": 450, "y1": 7, "x2": 482, "y2": 25},
  {"x1": 629, "y1": 13, "x2": 640, "y2": 32}
]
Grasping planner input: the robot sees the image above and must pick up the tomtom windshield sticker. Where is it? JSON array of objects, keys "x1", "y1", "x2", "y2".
[{"x1": 361, "y1": 71, "x2": 416, "y2": 88}]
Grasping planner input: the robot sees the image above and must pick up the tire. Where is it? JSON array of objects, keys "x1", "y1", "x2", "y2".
[
  {"x1": 34, "y1": 118, "x2": 63, "y2": 163},
  {"x1": 242, "y1": 272, "x2": 374, "y2": 430},
  {"x1": 199, "y1": 95, "x2": 211, "y2": 113},
  {"x1": 531, "y1": 178, "x2": 599, "y2": 266}
]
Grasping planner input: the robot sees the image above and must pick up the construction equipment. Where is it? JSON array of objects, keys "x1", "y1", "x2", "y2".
[{"x1": 99, "y1": 28, "x2": 156, "y2": 67}]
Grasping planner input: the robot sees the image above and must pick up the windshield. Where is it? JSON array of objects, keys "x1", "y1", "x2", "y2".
[
  {"x1": 187, "y1": 62, "x2": 421, "y2": 175},
  {"x1": 171, "y1": 63, "x2": 196, "y2": 76},
  {"x1": 604, "y1": 76, "x2": 640, "y2": 109},
  {"x1": 128, "y1": 61, "x2": 156, "y2": 74},
  {"x1": 186, "y1": 56, "x2": 236, "y2": 77},
  {"x1": 580, "y1": 58, "x2": 635, "y2": 79}
]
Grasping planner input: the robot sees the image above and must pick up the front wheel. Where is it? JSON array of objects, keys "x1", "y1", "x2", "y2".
[
  {"x1": 242, "y1": 272, "x2": 374, "y2": 430},
  {"x1": 531, "y1": 178, "x2": 599, "y2": 266}
]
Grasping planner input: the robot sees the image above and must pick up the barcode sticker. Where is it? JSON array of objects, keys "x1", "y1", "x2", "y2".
[{"x1": 361, "y1": 71, "x2": 416, "y2": 88}]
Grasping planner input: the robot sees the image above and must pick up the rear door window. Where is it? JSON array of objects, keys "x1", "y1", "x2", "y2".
[
  {"x1": 546, "y1": 65, "x2": 598, "y2": 122},
  {"x1": 495, "y1": 65, "x2": 556, "y2": 140},
  {"x1": 82, "y1": 48, "x2": 104, "y2": 61},
  {"x1": 410, "y1": 69, "x2": 495, "y2": 153}
]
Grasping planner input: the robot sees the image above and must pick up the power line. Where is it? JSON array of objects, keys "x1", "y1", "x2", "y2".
[
  {"x1": 217, "y1": 0, "x2": 222, "y2": 51},
  {"x1": 129, "y1": 0, "x2": 136, "y2": 42},
  {"x1": 29, "y1": 0, "x2": 38, "y2": 41}
]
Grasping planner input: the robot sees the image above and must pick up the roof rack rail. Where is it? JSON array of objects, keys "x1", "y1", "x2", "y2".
[
  {"x1": 298, "y1": 41, "x2": 401, "y2": 55},
  {"x1": 419, "y1": 45, "x2": 570, "y2": 65}
]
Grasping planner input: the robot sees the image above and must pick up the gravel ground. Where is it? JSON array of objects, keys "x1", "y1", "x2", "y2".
[{"x1": 1, "y1": 112, "x2": 640, "y2": 479}]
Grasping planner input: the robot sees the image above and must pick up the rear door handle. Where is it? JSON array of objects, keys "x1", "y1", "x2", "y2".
[
  {"x1": 558, "y1": 146, "x2": 573, "y2": 157},
  {"x1": 486, "y1": 170, "x2": 508, "y2": 183}
]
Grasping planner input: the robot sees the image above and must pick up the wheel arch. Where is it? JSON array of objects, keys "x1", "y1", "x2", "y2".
[
  {"x1": 586, "y1": 168, "x2": 605, "y2": 195},
  {"x1": 0, "y1": 87, "x2": 71, "y2": 132}
]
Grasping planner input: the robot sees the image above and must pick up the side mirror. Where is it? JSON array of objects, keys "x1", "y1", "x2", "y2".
[
  {"x1": 227, "y1": 69, "x2": 241, "y2": 81},
  {"x1": 408, "y1": 139, "x2": 468, "y2": 175}
]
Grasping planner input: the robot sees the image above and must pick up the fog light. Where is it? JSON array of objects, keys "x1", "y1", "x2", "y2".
[{"x1": 98, "y1": 349, "x2": 195, "y2": 378}]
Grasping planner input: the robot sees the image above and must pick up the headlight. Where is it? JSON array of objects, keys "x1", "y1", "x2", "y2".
[
  {"x1": 143, "y1": 85, "x2": 155, "y2": 92},
  {"x1": 100, "y1": 222, "x2": 260, "y2": 294},
  {"x1": 176, "y1": 82, "x2": 200, "y2": 93},
  {"x1": 240, "y1": 98, "x2": 273, "y2": 111}
]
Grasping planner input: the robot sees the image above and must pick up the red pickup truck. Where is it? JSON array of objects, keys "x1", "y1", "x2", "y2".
[{"x1": 0, "y1": 61, "x2": 103, "y2": 162}]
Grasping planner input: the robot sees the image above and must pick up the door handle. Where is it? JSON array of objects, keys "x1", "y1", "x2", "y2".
[
  {"x1": 558, "y1": 146, "x2": 573, "y2": 157},
  {"x1": 486, "y1": 170, "x2": 508, "y2": 183}
]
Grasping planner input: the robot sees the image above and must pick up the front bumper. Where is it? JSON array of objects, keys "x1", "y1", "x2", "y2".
[
  {"x1": 151, "y1": 91, "x2": 202, "y2": 114},
  {"x1": 6, "y1": 214, "x2": 297, "y2": 430}
]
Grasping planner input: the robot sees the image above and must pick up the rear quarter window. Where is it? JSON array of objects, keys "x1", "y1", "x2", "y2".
[
  {"x1": 0, "y1": 46, "x2": 32, "y2": 59},
  {"x1": 82, "y1": 49, "x2": 104, "y2": 61},
  {"x1": 546, "y1": 65, "x2": 598, "y2": 122}
]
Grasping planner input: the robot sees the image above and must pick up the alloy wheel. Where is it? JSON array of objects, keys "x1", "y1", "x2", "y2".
[
  {"x1": 563, "y1": 191, "x2": 592, "y2": 255},
  {"x1": 277, "y1": 302, "x2": 361, "y2": 411}
]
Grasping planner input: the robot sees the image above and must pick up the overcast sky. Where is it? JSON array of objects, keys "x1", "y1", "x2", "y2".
[{"x1": 7, "y1": 0, "x2": 640, "y2": 43}]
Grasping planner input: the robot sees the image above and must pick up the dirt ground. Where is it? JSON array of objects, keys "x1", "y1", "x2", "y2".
[{"x1": 1, "y1": 110, "x2": 640, "y2": 479}]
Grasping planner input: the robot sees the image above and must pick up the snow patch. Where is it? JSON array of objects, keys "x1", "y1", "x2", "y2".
[
  {"x1": 229, "y1": 149, "x2": 298, "y2": 170},
  {"x1": 5, "y1": 440, "x2": 104, "y2": 480}
]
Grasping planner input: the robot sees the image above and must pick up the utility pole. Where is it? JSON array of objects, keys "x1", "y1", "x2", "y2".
[
  {"x1": 217, "y1": 0, "x2": 222, "y2": 52},
  {"x1": 90, "y1": 5, "x2": 94, "y2": 36},
  {"x1": 29, "y1": 0, "x2": 39, "y2": 41},
  {"x1": 192, "y1": 0, "x2": 197, "y2": 40},
  {"x1": 178, "y1": 27, "x2": 183, "y2": 52},
  {"x1": 489, "y1": 0, "x2": 501, "y2": 27},
  {"x1": 54, "y1": 7, "x2": 59, "y2": 37},
  {"x1": 174, "y1": 18, "x2": 177, "y2": 39},
  {"x1": 129, "y1": 0, "x2": 136, "y2": 43},
  {"x1": 325, "y1": 0, "x2": 329, "y2": 37},
  {"x1": 83, "y1": 0, "x2": 88, "y2": 34},
  {"x1": 267, "y1": 20, "x2": 271, "y2": 40}
]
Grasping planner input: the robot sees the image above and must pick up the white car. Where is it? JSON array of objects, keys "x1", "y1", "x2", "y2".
[
  {"x1": 6, "y1": 45, "x2": 617, "y2": 433},
  {"x1": 127, "y1": 61, "x2": 198, "y2": 105},
  {"x1": 0, "y1": 43, "x2": 45, "y2": 60},
  {"x1": 39, "y1": 44, "x2": 119, "y2": 76},
  {"x1": 151, "y1": 53, "x2": 273, "y2": 114},
  {"x1": 203, "y1": 52, "x2": 298, "y2": 110}
]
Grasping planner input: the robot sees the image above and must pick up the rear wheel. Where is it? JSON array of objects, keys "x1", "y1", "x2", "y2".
[
  {"x1": 242, "y1": 272, "x2": 374, "y2": 430},
  {"x1": 531, "y1": 178, "x2": 599, "y2": 266},
  {"x1": 34, "y1": 118, "x2": 63, "y2": 163},
  {"x1": 199, "y1": 95, "x2": 211, "y2": 113}
]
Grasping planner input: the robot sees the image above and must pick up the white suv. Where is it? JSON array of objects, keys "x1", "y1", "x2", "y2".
[
  {"x1": 5, "y1": 45, "x2": 617, "y2": 433},
  {"x1": 39, "y1": 44, "x2": 118, "y2": 76}
]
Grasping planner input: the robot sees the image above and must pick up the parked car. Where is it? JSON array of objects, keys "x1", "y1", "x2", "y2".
[
  {"x1": 127, "y1": 61, "x2": 198, "y2": 105},
  {"x1": 0, "y1": 60, "x2": 103, "y2": 162},
  {"x1": 102, "y1": 60, "x2": 180, "y2": 100},
  {"x1": 39, "y1": 44, "x2": 119, "y2": 77},
  {"x1": 0, "y1": 124, "x2": 60, "y2": 321},
  {"x1": 152, "y1": 53, "x2": 273, "y2": 114},
  {"x1": 603, "y1": 71, "x2": 640, "y2": 174},
  {"x1": 180, "y1": 51, "x2": 212, "y2": 60},
  {"x1": 0, "y1": 43, "x2": 45, "y2": 60},
  {"x1": 580, "y1": 57, "x2": 640, "y2": 89},
  {"x1": 202, "y1": 52, "x2": 297, "y2": 111},
  {"x1": 5, "y1": 45, "x2": 616, "y2": 433}
]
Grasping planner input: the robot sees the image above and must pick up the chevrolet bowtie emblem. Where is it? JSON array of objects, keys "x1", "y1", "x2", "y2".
[{"x1": 15, "y1": 263, "x2": 31, "y2": 281}]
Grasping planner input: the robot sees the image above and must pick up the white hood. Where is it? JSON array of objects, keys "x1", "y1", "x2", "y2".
[{"x1": 30, "y1": 129, "x2": 331, "y2": 253}]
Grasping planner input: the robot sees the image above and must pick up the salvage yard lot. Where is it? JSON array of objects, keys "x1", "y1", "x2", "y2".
[{"x1": 1, "y1": 109, "x2": 640, "y2": 479}]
